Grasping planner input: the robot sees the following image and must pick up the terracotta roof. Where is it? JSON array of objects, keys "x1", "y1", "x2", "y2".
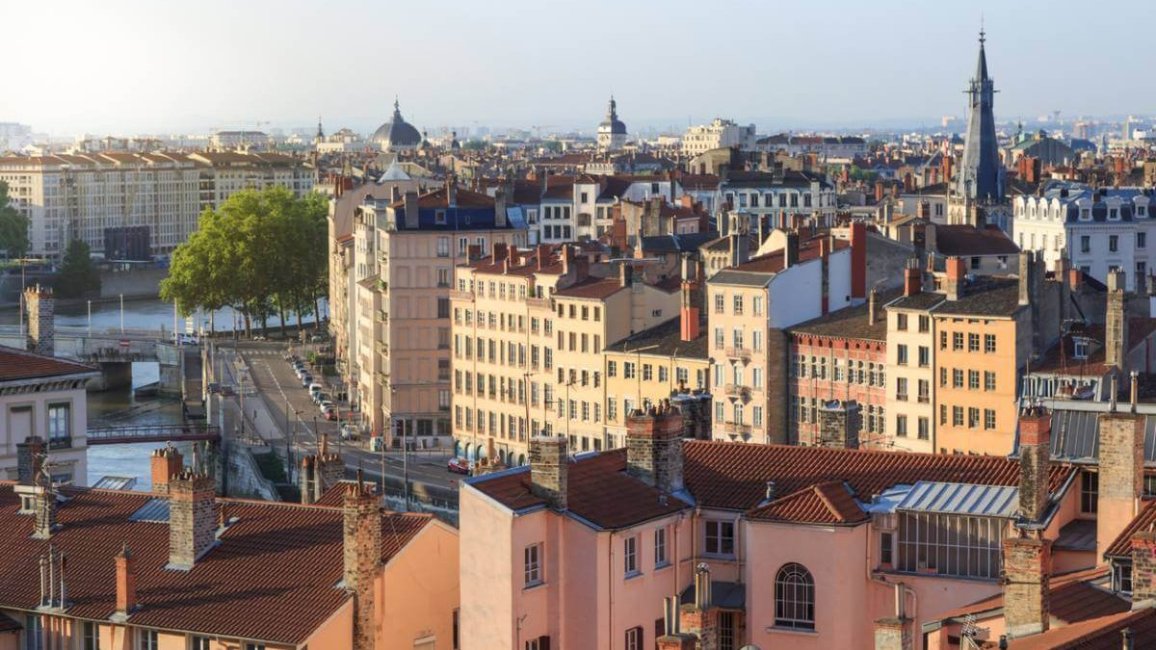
[
  {"x1": 997, "y1": 606, "x2": 1156, "y2": 650},
  {"x1": 0, "y1": 346, "x2": 97, "y2": 382},
  {"x1": 468, "y1": 450, "x2": 688, "y2": 529},
  {"x1": 789, "y1": 289, "x2": 899, "y2": 341},
  {"x1": 682, "y1": 441, "x2": 1075, "y2": 511},
  {"x1": 932, "y1": 566, "x2": 1124, "y2": 625},
  {"x1": 0, "y1": 484, "x2": 431, "y2": 644},
  {"x1": 933, "y1": 225, "x2": 1020, "y2": 257},
  {"x1": 553, "y1": 277, "x2": 625, "y2": 300},
  {"x1": 747, "y1": 481, "x2": 868, "y2": 525},
  {"x1": 1105, "y1": 498, "x2": 1156, "y2": 558}
]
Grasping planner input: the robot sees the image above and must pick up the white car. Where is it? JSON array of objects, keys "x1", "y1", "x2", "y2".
[{"x1": 319, "y1": 400, "x2": 334, "y2": 414}]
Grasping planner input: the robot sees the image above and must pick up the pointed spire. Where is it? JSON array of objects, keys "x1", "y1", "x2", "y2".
[
  {"x1": 975, "y1": 24, "x2": 989, "y2": 81},
  {"x1": 393, "y1": 96, "x2": 402, "y2": 118}
]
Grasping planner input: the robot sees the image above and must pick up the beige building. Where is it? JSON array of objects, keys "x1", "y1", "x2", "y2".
[
  {"x1": 884, "y1": 265, "x2": 943, "y2": 453},
  {"x1": 681, "y1": 118, "x2": 757, "y2": 157}
]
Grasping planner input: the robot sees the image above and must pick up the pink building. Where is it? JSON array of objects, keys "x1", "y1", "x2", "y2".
[{"x1": 460, "y1": 402, "x2": 1094, "y2": 649}]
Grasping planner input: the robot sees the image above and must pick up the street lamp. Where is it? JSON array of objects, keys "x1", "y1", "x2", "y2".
[{"x1": 120, "y1": 293, "x2": 125, "y2": 334}]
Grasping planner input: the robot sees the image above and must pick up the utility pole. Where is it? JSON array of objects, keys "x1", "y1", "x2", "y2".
[{"x1": 401, "y1": 418, "x2": 410, "y2": 512}]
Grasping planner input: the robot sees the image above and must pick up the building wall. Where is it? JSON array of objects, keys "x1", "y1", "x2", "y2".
[
  {"x1": 459, "y1": 486, "x2": 516, "y2": 650},
  {"x1": 603, "y1": 349, "x2": 708, "y2": 442},
  {"x1": 885, "y1": 306, "x2": 936, "y2": 453},
  {"x1": 707, "y1": 283, "x2": 771, "y2": 443},
  {"x1": 0, "y1": 380, "x2": 88, "y2": 485},
  {"x1": 790, "y1": 333, "x2": 887, "y2": 448},
  {"x1": 379, "y1": 521, "x2": 460, "y2": 649}
]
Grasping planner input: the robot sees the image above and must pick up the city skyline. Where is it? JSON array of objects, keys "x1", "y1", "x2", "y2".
[{"x1": 6, "y1": 0, "x2": 1152, "y2": 136}]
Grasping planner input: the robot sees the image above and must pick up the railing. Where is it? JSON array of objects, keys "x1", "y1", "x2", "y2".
[
  {"x1": 449, "y1": 290, "x2": 475, "y2": 302},
  {"x1": 725, "y1": 347, "x2": 752, "y2": 363},
  {"x1": 87, "y1": 423, "x2": 221, "y2": 446},
  {"x1": 526, "y1": 297, "x2": 552, "y2": 310},
  {"x1": 723, "y1": 384, "x2": 750, "y2": 399},
  {"x1": 722, "y1": 423, "x2": 752, "y2": 438}
]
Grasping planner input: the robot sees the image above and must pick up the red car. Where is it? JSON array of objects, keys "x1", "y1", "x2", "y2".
[{"x1": 447, "y1": 458, "x2": 471, "y2": 475}]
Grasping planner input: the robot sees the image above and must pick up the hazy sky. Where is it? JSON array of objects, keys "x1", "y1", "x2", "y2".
[{"x1": 4, "y1": 0, "x2": 1145, "y2": 136}]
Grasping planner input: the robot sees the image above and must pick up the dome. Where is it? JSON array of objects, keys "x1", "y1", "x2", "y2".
[
  {"x1": 598, "y1": 97, "x2": 626, "y2": 135},
  {"x1": 371, "y1": 99, "x2": 422, "y2": 150}
]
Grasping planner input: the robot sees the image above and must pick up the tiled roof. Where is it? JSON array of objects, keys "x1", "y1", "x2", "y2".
[
  {"x1": 553, "y1": 277, "x2": 625, "y2": 300},
  {"x1": 1104, "y1": 498, "x2": 1156, "y2": 558},
  {"x1": 0, "y1": 484, "x2": 430, "y2": 644},
  {"x1": 682, "y1": 441, "x2": 1074, "y2": 512},
  {"x1": 468, "y1": 450, "x2": 688, "y2": 530},
  {"x1": 747, "y1": 481, "x2": 868, "y2": 525},
  {"x1": 0, "y1": 346, "x2": 97, "y2": 382},
  {"x1": 932, "y1": 278, "x2": 1024, "y2": 317},
  {"x1": 789, "y1": 289, "x2": 899, "y2": 341},
  {"x1": 603, "y1": 315, "x2": 708, "y2": 361},
  {"x1": 934, "y1": 225, "x2": 1020, "y2": 257},
  {"x1": 997, "y1": 606, "x2": 1156, "y2": 650},
  {"x1": 931, "y1": 566, "x2": 1123, "y2": 625}
]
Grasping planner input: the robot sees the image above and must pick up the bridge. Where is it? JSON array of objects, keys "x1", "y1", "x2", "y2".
[
  {"x1": 0, "y1": 325, "x2": 172, "y2": 363},
  {"x1": 86, "y1": 423, "x2": 221, "y2": 446}
]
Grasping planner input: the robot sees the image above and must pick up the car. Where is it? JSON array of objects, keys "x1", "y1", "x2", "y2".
[
  {"x1": 340, "y1": 424, "x2": 359, "y2": 441},
  {"x1": 324, "y1": 409, "x2": 338, "y2": 421},
  {"x1": 310, "y1": 334, "x2": 326, "y2": 343},
  {"x1": 447, "y1": 458, "x2": 471, "y2": 475},
  {"x1": 314, "y1": 392, "x2": 331, "y2": 406},
  {"x1": 172, "y1": 333, "x2": 199, "y2": 346},
  {"x1": 300, "y1": 374, "x2": 313, "y2": 387},
  {"x1": 308, "y1": 382, "x2": 323, "y2": 394},
  {"x1": 319, "y1": 400, "x2": 334, "y2": 414}
]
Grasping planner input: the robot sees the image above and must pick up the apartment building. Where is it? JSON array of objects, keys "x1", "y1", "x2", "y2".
[
  {"x1": 681, "y1": 118, "x2": 757, "y2": 156},
  {"x1": 0, "y1": 346, "x2": 97, "y2": 486},
  {"x1": 884, "y1": 265, "x2": 943, "y2": 453},
  {"x1": 707, "y1": 225, "x2": 867, "y2": 444},
  {"x1": 461, "y1": 404, "x2": 1100, "y2": 650},
  {"x1": 719, "y1": 170, "x2": 838, "y2": 231},
  {"x1": 0, "y1": 445, "x2": 459, "y2": 650},
  {"x1": 0, "y1": 151, "x2": 313, "y2": 260},
  {"x1": 788, "y1": 290, "x2": 892, "y2": 448},
  {"x1": 365, "y1": 185, "x2": 526, "y2": 448}
]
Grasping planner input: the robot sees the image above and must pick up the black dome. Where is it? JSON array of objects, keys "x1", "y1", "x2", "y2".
[{"x1": 372, "y1": 99, "x2": 422, "y2": 149}]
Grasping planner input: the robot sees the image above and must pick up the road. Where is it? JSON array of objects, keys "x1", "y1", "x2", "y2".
[{"x1": 212, "y1": 341, "x2": 462, "y2": 497}]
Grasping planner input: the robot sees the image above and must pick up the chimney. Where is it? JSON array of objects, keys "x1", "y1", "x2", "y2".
[
  {"x1": 679, "y1": 564, "x2": 718, "y2": 648},
  {"x1": 1132, "y1": 527, "x2": 1156, "y2": 603},
  {"x1": 944, "y1": 256, "x2": 966, "y2": 301},
  {"x1": 1018, "y1": 406, "x2": 1052, "y2": 523},
  {"x1": 903, "y1": 261, "x2": 922, "y2": 297},
  {"x1": 874, "y1": 615, "x2": 911, "y2": 650},
  {"x1": 561, "y1": 245, "x2": 572, "y2": 276},
  {"x1": 529, "y1": 435, "x2": 568, "y2": 510},
  {"x1": 24, "y1": 285, "x2": 54, "y2": 356},
  {"x1": 167, "y1": 472, "x2": 216, "y2": 570},
  {"x1": 1002, "y1": 534, "x2": 1052, "y2": 638},
  {"x1": 343, "y1": 480, "x2": 381, "y2": 650},
  {"x1": 784, "y1": 232, "x2": 799, "y2": 267},
  {"x1": 32, "y1": 471, "x2": 57, "y2": 540},
  {"x1": 626, "y1": 401, "x2": 686, "y2": 493},
  {"x1": 495, "y1": 188, "x2": 507, "y2": 228},
  {"x1": 402, "y1": 190, "x2": 419, "y2": 229},
  {"x1": 150, "y1": 445, "x2": 184, "y2": 495},
  {"x1": 16, "y1": 436, "x2": 45, "y2": 486},
  {"x1": 315, "y1": 438, "x2": 345, "y2": 503},
  {"x1": 619, "y1": 261, "x2": 633, "y2": 288},
  {"x1": 536, "y1": 243, "x2": 550, "y2": 271},
  {"x1": 818, "y1": 400, "x2": 861, "y2": 449},
  {"x1": 113, "y1": 544, "x2": 137, "y2": 621},
  {"x1": 658, "y1": 595, "x2": 696, "y2": 650},
  {"x1": 1106, "y1": 270, "x2": 1128, "y2": 370},
  {"x1": 1018, "y1": 251, "x2": 1036, "y2": 306},
  {"x1": 1069, "y1": 267, "x2": 1083, "y2": 292},
  {"x1": 466, "y1": 244, "x2": 481, "y2": 261},
  {"x1": 868, "y1": 289, "x2": 878, "y2": 327},
  {"x1": 1098, "y1": 408, "x2": 1145, "y2": 560},
  {"x1": 680, "y1": 280, "x2": 701, "y2": 342},
  {"x1": 492, "y1": 241, "x2": 508, "y2": 262},
  {"x1": 299, "y1": 455, "x2": 316, "y2": 505},
  {"x1": 850, "y1": 222, "x2": 867, "y2": 299},
  {"x1": 446, "y1": 178, "x2": 457, "y2": 208}
]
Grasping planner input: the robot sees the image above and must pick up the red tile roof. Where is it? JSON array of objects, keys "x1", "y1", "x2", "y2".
[
  {"x1": 0, "y1": 346, "x2": 97, "y2": 382},
  {"x1": 1104, "y1": 498, "x2": 1156, "y2": 558},
  {"x1": 997, "y1": 606, "x2": 1156, "y2": 650},
  {"x1": 932, "y1": 566, "x2": 1124, "y2": 625},
  {"x1": 682, "y1": 441, "x2": 1074, "y2": 511},
  {"x1": 747, "y1": 481, "x2": 868, "y2": 525},
  {"x1": 0, "y1": 484, "x2": 431, "y2": 644},
  {"x1": 553, "y1": 277, "x2": 625, "y2": 300}
]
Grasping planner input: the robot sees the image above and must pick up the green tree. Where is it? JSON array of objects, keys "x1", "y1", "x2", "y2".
[
  {"x1": 55, "y1": 239, "x2": 101, "y2": 298},
  {"x1": 0, "y1": 181, "x2": 30, "y2": 260}
]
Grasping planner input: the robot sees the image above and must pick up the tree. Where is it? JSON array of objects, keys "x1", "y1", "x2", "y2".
[
  {"x1": 55, "y1": 239, "x2": 101, "y2": 298},
  {"x1": 0, "y1": 181, "x2": 29, "y2": 260}
]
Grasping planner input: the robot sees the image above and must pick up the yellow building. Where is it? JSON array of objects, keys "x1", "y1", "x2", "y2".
[{"x1": 884, "y1": 265, "x2": 942, "y2": 453}]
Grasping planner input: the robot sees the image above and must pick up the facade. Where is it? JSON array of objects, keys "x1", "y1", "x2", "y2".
[
  {"x1": 0, "y1": 151, "x2": 313, "y2": 260},
  {"x1": 681, "y1": 119, "x2": 757, "y2": 157},
  {"x1": 461, "y1": 405, "x2": 1088, "y2": 650},
  {"x1": 208, "y1": 130, "x2": 271, "y2": 151},
  {"x1": 756, "y1": 134, "x2": 868, "y2": 159},
  {"x1": 1013, "y1": 184, "x2": 1156, "y2": 291},
  {"x1": 0, "y1": 346, "x2": 96, "y2": 486},
  {"x1": 596, "y1": 97, "x2": 628, "y2": 152},
  {"x1": 719, "y1": 170, "x2": 838, "y2": 232},
  {"x1": 883, "y1": 267, "x2": 943, "y2": 453}
]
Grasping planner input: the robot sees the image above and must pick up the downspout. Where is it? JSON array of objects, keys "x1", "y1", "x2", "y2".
[
  {"x1": 734, "y1": 512, "x2": 744, "y2": 584},
  {"x1": 608, "y1": 530, "x2": 615, "y2": 650}
]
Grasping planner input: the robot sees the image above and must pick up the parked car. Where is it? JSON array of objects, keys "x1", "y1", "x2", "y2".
[
  {"x1": 319, "y1": 400, "x2": 334, "y2": 414},
  {"x1": 172, "y1": 333, "x2": 199, "y2": 346},
  {"x1": 340, "y1": 423, "x2": 359, "y2": 441},
  {"x1": 447, "y1": 458, "x2": 471, "y2": 475},
  {"x1": 324, "y1": 409, "x2": 338, "y2": 421},
  {"x1": 308, "y1": 382, "x2": 323, "y2": 395},
  {"x1": 312, "y1": 391, "x2": 330, "y2": 405},
  {"x1": 300, "y1": 374, "x2": 313, "y2": 387}
]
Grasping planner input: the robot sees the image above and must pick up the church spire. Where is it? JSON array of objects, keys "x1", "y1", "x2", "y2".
[{"x1": 955, "y1": 27, "x2": 1003, "y2": 205}]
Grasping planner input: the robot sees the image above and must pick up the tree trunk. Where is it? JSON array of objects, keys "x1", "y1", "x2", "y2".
[{"x1": 278, "y1": 302, "x2": 287, "y2": 339}]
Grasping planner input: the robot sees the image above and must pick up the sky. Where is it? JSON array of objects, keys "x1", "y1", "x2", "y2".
[{"x1": 3, "y1": 0, "x2": 1146, "y2": 136}]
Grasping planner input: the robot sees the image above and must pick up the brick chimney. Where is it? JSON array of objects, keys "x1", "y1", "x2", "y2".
[
  {"x1": 1132, "y1": 528, "x2": 1156, "y2": 602},
  {"x1": 1018, "y1": 406, "x2": 1052, "y2": 523},
  {"x1": 784, "y1": 232, "x2": 800, "y2": 268},
  {"x1": 680, "y1": 279, "x2": 701, "y2": 342},
  {"x1": 150, "y1": 445, "x2": 184, "y2": 495},
  {"x1": 112, "y1": 544, "x2": 137, "y2": 622},
  {"x1": 657, "y1": 594, "x2": 696, "y2": 649},
  {"x1": 529, "y1": 435, "x2": 568, "y2": 510},
  {"x1": 167, "y1": 472, "x2": 216, "y2": 570},
  {"x1": 1002, "y1": 535, "x2": 1052, "y2": 638},
  {"x1": 16, "y1": 436, "x2": 45, "y2": 486},
  {"x1": 31, "y1": 470, "x2": 57, "y2": 540},
  {"x1": 874, "y1": 617, "x2": 911, "y2": 650},
  {"x1": 316, "y1": 440, "x2": 345, "y2": 503},
  {"x1": 1097, "y1": 409, "x2": 1145, "y2": 560},
  {"x1": 1105, "y1": 270, "x2": 1128, "y2": 370},
  {"x1": 536, "y1": 243, "x2": 550, "y2": 271},
  {"x1": 850, "y1": 222, "x2": 867, "y2": 300},
  {"x1": 679, "y1": 564, "x2": 718, "y2": 648},
  {"x1": 626, "y1": 401, "x2": 685, "y2": 493},
  {"x1": 1068, "y1": 267, "x2": 1083, "y2": 292},
  {"x1": 818, "y1": 400, "x2": 861, "y2": 449},
  {"x1": 944, "y1": 256, "x2": 966, "y2": 301},
  {"x1": 299, "y1": 456, "x2": 316, "y2": 505},
  {"x1": 868, "y1": 289, "x2": 878, "y2": 327},
  {"x1": 24, "y1": 285, "x2": 54, "y2": 356},
  {"x1": 343, "y1": 480, "x2": 381, "y2": 650},
  {"x1": 903, "y1": 261, "x2": 922, "y2": 297},
  {"x1": 402, "y1": 190, "x2": 419, "y2": 229},
  {"x1": 492, "y1": 241, "x2": 508, "y2": 262}
]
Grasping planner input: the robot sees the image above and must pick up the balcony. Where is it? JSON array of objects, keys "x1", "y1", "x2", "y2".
[
  {"x1": 725, "y1": 347, "x2": 752, "y2": 363},
  {"x1": 723, "y1": 384, "x2": 750, "y2": 401},
  {"x1": 526, "y1": 297, "x2": 552, "y2": 310},
  {"x1": 722, "y1": 422, "x2": 752, "y2": 438},
  {"x1": 450, "y1": 290, "x2": 474, "y2": 302}
]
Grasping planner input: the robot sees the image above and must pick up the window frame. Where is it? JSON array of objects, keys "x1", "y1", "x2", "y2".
[{"x1": 774, "y1": 562, "x2": 816, "y2": 631}]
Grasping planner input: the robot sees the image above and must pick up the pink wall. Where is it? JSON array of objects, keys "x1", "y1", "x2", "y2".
[
  {"x1": 460, "y1": 488, "x2": 516, "y2": 650},
  {"x1": 378, "y1": 521, "x2": 460, "y2": 648}
]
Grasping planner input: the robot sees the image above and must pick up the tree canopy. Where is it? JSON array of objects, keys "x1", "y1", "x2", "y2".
[
  {"x1": 0, "y1": 181, "x2": 30, "y2": 260},
  {"x1": 55, "y1": 239, "x2": 101, "y2": 298},
  {"x1": 160, "y1": 186, "x2": 328, "y2": 336}
]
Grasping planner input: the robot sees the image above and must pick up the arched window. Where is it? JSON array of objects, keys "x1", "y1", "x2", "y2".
[{"x1": 774, "y1": 563, "x2": 815, "y2": 630}]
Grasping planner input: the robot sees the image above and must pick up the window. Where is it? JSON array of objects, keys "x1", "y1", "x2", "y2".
[
  {"x1": 137, "y1": 631, "x2": 158, "y2": 650},
  {"x1": 642, "y1": 364, "x2": 653, "y2": 381},
  {"x1": 953, "y1": 369, "x2": 964, "y2": 388},
  {"x1": 953, "y1": 332, "x2": 963, "y2": 351},
  {"x1": 896, "y1": 313, "x2": 908, "y2": 331},
  {"x1": 624, "y1": 536, "x2": 639, "y2": 576},
  {"x1": 918, "y1": 315, "x2": 930, "y2": 333},
  {"x1": 918, "y1": 346, "x2": 929, "y2": 368},
  {"x1": 714, "y1": 294, "x2": 725, "y2": 314},
  {"x1": 1081, "y1": 471, "x2": 1099, "y2": 514},
  {"x1": 704, "y1": 520, "x2": 735, "y2": 556},
  {"x1": 436, "y1": 236, "x2": 450, "y2": 257},
  {"x1": 896, "y1": 344, "x2": 908, "y2": 365},
  {"x1": 940, "y1": 331, "x2": 947, "y2": 350},
  {"x1": 917, "y1": 379, "x2": 929, "y2": 403},
  {"x1": 1081, "y1": 235, "x2": 1091, "y2": 253},
  {"x1": 733, "y1": 295, "x2": 744, "y2": 315},
  {"x1": 714, "y1": 328, "x2": 724, "y2": 349},
  {"x1": 1110, "y1": 235, "x2": 1119, "y2": 252},
  {"x1": 525, "y1": 637, "x2": 550, "y2": 650},
  {"x1": 774, "y1": 563, "x2": 815, "y2": 630},
  {"x1": 625, "y1": 627, "x2": 643, "y2": 650},
  {"x1": 984, "y1": 371, "x2": 996, "y2": 391},
  {"x1": 655, "y1": 527, "x2": 668, "y2": 567},
  {"x1": 1140, "y1": 232, "x2": 1148, "y2": 249},
  {"x1": 896, "y1": 512, "x2": 1004, "y2": 578},
  {"x1": 983, "y1": 409, "x2": 996, "y2": 430},
  {"x1": 896, "y1": 377, "x2": 908, "y2": 401},
  {"x1": 896, "y1": 414, "x2": 908, "y2": 437},
  {"x1": 953, "y1": 406, "x2": 964, "y2": 426},
  {"x1": 47, "y1": 402, "x2": 70, "y2": 448},
  {"x1": 968, "y1": 407, "x2": 980, "y2": 428},
  {"x1": 967, "y1": 333, "x2": 979, "y2": 352},
  {"x1": 881, "y1": 532, "x2": 894, "y2": 566},
  {"x1": 1114, "y1": 562, "x2": 1134, "y2": 595},
  {"x1": 753, "y1": 296, "x2": 763, "y2": 315},
  {"x1": 607, "y1": 361, "x2": 617, "y2": 378},
  {"x1": 968, "y1": 370, "x2": 979, "y2": 390},
  {"x1": 984, "y1": 334, "x2": 996, "y2": 353},
  {"x1": 83, "y1": 622, "x2": 101, "y2": 650},
  {"x1": 918, "y1": 417, "x2": 929, "y2": 440},
  {"x1": 24, "y1": 615, "x2": 42, "y2": 650},
  {"x1": 525, "y1": 543, "x2": 543, "y2": 587},
  {"x1": 624, "y1": 362, "x2": 636, "y2": 380}
]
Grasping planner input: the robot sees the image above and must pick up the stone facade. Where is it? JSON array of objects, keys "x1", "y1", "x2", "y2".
[
  {"x1": 342, "y1": 481, "x2": 381, "y2": 650},
  {"x1": 818, "y1": 400, "x2": 861, "y2": 449},
  {"x1": 24, "y1": 285, "x2": 54, "y2": 356},
  {"x1": 625, "y1": 402, "x2": 685, "y2": 493},
  {"x1": 1098, "y1": 412, "x2": 1145, "y2": 558},
  {"x1": 529, "y1": 435, "x2": 568, "y2": 510},
  {"x1": 16, "y1": 436, "x2": 44, "y2": 486},
  {"x1": 1002, "y1": 536, "x2": 1052, "y2": 638},
  {"x1": 1132, "y1": 529, "x2": 1156, "y2": 602},
  {"x1": 1105, "y1": 270, "x2": 1128, "y2": 369},
  {"x1": 1018, "y1": 407, "x2": 1052, "y2": 522},
  {"x1": 168, "y1": 472, "x2": 216, "y2": 570},
  {"x1": 873, "y1": 617, "x2": 910, "y2": 650}
]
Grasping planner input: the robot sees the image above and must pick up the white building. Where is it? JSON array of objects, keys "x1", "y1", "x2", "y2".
[
  {"x1": 681, "y1": 118, "x2": 757, "y2": 156},
  {"x1": 1013, "y1": 184, "x2": 1156, "y2": 291},
  {"x1": 209, "y1": 130, "x2": 272, "y2": 152},
  {"x1": 719, "y1": 170, "x2": 838, "y2": 232},
  {"x1": 0, "y1": 346, "x2": 98, "y2": 485},
  {"x1": 0, "y1": 151, "x2": 314, "y2": 260},
  {"x1": 595, "y1": 97, "x2": 627, "y2": 152}
]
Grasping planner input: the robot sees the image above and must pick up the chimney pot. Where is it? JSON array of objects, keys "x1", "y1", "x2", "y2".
[
  {"x1": 530, "y1": 435, "x2": 569, "y2": 510},
  {"x1": 150, "y1": 444, "x2": 184, "y2": 495},
  {"x1": 1018, "y1": 406, "x2": 1052, "y2": 522},
  {"x1": 167, "y1": 473, "x2": 216, "y2": 570},
  {"x1": 625, "y1": 407, "x2": 686, "y2": 493},
  {"x1": 343, "y1": 482, "x2": 381, "y2": 650},
  {"x1": 114, "y1": 544, "x2": 137, "y2": 620}
]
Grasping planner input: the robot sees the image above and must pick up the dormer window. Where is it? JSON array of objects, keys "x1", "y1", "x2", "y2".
[
  {"x1": 1073, "y1": 338, "x2": 1089, "y2": 360},
  {"x1": 435, "y1": 210, "x2": 447, "y2": 225},
  {"x1": 1109, "y1": 208, "x2": 1119, "y2": 221},
  {"x1": 1081, "y1": 209, "x2": 1091, "y2": 220},
  {"x1": 1139, "y1": 205, "x2": 1148, "y2": 217}
]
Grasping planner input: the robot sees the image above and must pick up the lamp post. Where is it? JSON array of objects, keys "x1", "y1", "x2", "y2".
[
  {"x1": 119, "y1": 293, "x2": 125, "y2": 334},
  {"x1": 87, "y1": 300, "x2": 92, "y2": 337}
]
